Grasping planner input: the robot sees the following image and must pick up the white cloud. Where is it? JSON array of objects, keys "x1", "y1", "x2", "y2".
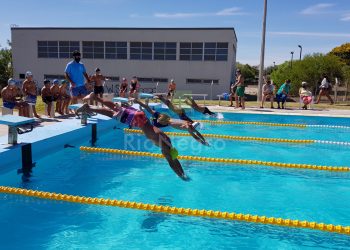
[
  {"x1": 154, "y1": 7, "x2": 244, "y2": 19},
  {"x1": 269, "y1": 31, "x2": 350, "y2": 38},
  {"x1": 300, "y1": 3, "x2": 335, "y2": 15},
  {"x1": 341, "y1": 13, "x2": 350, "y2": 21}
]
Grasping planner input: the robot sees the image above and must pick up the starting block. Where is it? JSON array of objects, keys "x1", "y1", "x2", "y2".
[
  {"x1": 139, "y1": 93, "x2": 154, "y2": 99},
  {"x1": 0, "y1": 115, "x2": 35, "y2": 144}
]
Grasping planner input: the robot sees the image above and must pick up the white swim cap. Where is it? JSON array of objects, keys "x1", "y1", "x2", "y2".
[
  {"x1": 8, "y1": 78, "x2": 16, "y2": 85},
  {"x1": 25, "y1": 71, "x2": 33, "y2": 77}
]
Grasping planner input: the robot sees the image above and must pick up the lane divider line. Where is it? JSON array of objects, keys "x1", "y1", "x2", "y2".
[
  {"x1": 0, "y1": 186, "x2": 348, "y2": 236},
  {"x1": 80, "y1": 146, "x2": 350, "y2": 172},
  {"x1": 124, "y1": 129, "x2": 350, "y2": 147},
  {"x1": 196, "y1": 120, "x2": 350, "y2": 129}
]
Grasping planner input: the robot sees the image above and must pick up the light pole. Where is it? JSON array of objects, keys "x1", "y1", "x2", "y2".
[
  {"x1": 290, "y1": 51, "x2": 294, "y2": 68},
  {"x1": 298, "y1": 45, "x2": 302, "y2": 60},
  {"x1": 257, "y1": 0, "x2": 268, "y2": 102},
  {"x1": 273, "y1": 61, "x2": 275, "y2": 67}
]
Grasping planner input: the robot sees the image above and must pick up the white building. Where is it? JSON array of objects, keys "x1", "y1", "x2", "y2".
[{"x1": 11, "y1": 27, "x2": 237, "y2": 98}]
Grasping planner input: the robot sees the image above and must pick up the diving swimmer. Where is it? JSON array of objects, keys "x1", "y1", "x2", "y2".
[
  {"x1": 77, "y1": 93, "x2": 189, "y2": 181},
  {"x1": 134, "y1": 99, "x2": 209, "y2": 146}
]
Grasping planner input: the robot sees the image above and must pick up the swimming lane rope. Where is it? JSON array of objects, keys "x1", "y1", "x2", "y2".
[
  {"x1": 124, "y1": 129, "x2": 350, "y2": 146},
  {"x1": 196, "y1": 120, "x2": 350, "y2": 129},
  {"x1": 0, "y1": 186, "x2": 348, "y2": 236},
  {"x1": 79, "y1": 146, "x2": 350, "y2": 172}
]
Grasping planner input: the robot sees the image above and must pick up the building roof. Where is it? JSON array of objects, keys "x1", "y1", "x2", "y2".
[{"x1": 11, "y1": 27, "x2": 237, "y2": 42}]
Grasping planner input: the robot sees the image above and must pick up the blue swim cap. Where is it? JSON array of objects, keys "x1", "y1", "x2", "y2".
[{"x1": 53, "y1": 79, "x2": 59, "y2": 84}]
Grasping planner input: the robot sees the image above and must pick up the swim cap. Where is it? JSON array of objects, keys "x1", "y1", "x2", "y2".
[
  {"x1": 53, "y1": 79, "x2": 59, "y2": 84},
  {"x1": 8, "y1": 78, "x2": 16, "y2": 85},
  {"x1": 44, "y1": 79, "x2": 51, "y2": 84},
  {"x1": 122, "y1": 77, "x2": 127, "y2": 81},
  {"x1": 95, "y1": 68, "x2": 100, "y2": 72},
  {"x1": 170, "y1": 147, "x2": 178, "y2": 160},
  {"x1": 60, "y1": 79, "x2": 68, "y2": 84},
  {"x1": 170, "y1": 79, "x2": 174, "y2": 83},
  {"x1": 25, "y1": 71, "x2": 33, "y2": 77},
  {"x1": 157, "y1": 114, "x2": 171, "y2": 126}
]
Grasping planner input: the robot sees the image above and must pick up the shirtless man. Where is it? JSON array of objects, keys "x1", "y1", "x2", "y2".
[
  {"x1": 119, "y1": 78, "x2": 128, "y2": 97},
  {"x1": 129, "y1": 76, "x2": 139, "y2": 98},
  {"x1": 51, "y1": 79, "x2": 61, "y2": 114},
  {"x1": 231, "y1": 69, "x2": 245, "y2": 109},
  {"x1": 135, "y1": 99, "x2": 209, "y2": 146},
  {"x1": 1, "y1": 78, "x2": 29, "y2": 117},
  {"x1": 185, "y1": 97, "x2": 216, "y2": 117},
  {"x1": 167, "y1": 79, "x2": 176, "y2": 100},
  {"x1": 90, "y1": 68, "x2": 108, "y2": 104},
  {"x1": 77, "y1": 92, "x2": 189, "y2": 181},
  {"x1": 41, "y1": 79, "x2": 53, "y2": 117},
  {"x1": 59, "y1": 80, "x2": 71, "y2": 115},
  {"x1": 22, "y1": 71, "x2": 40, "y2": 118}
]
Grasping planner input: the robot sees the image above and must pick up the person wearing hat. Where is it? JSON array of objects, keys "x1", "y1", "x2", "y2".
[
  {"x1": 64, "y1": 50, "x2": 91, "y2": 104},
  {"x1": 89, "y1": 68, "x2": 109, "y2": 105},
  {"x1": 58, "y1": 79, "x2": 71, "y2": 115},
  {"x1": 1, "y1": 78, "x2": 30, "y2": 117},
  {"x1": 22, "y1": 71, "x2": 40, "y2": 118},
  {"x1": 299, "y1": 81, "x2": 313, "y2": 110},
  {"x1": 41, "y1": 79, "x2": 53, "y2": 117},
  {"x1": 260, "y1": 76, "x2": 275, "y2": 108},
  {"x1": 119, "y1": 77, "x2": 128, "y2": 97},
  {"x1": 167, "y1": 79, "x2": 176, "y2": 100}
]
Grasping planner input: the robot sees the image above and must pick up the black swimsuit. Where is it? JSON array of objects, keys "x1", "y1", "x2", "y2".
[{"x1": 152, "y1": 112, "x2": 168, "y2": 128}]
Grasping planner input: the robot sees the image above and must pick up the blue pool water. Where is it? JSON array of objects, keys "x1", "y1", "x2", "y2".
[{"x1": 0, "y1": 111, "x2": 350, "y2": 249}]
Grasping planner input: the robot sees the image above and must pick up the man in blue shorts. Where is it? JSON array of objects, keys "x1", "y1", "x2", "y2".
[{"x1": 64, "y1": 50, "x2": 91, "y2": 104}]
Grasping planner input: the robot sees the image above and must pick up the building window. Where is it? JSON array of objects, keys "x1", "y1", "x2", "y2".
[
  {"x1": 82, "y1": 41, "x2": 105, "y2": 59},
  {"x1": 186, "y1": 79, "x2": 219, "y2": 84},
  {"x1": 38, "y1": 41, "x2": 80, "y2": 58},
  {"x1": 153, "y1": 42, "x2": 176, "y2": 60},
  {"x1": 204, "y1": 43, "x2": 228, "y2": 61},
  {"x1": 105, "y1": 42, "x2": 127, "y2": 59},
  {"x1": 130, "y1": 42, "x2": 153, "y2": 60},
  {"x1": 59, "y1": 41, "x2": 80, "y2": 58},
  {"x1": 38, "y1": 41, "x2": 58, "y2": 58},
  {"x1": 180, "y1": 43, "x2": 203, "y2": 61},
  {"x1": 138, "y1": 77, "x2": 168, "y2": 83}
]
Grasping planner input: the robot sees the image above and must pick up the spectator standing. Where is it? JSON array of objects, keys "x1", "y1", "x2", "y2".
[
  {"x1": 315, "y1": 74, "x2": 334, "y2": 104},
  {"x1": 299, "y1": 81, "x2": 313, "y2": 110},
  {"x1": 167, "y1": 79, "x2": 176, "y2": 100},
  {"x1": 64, "y1": 50, "x2": 91, "y2": 104},
  {"x1": 119, "y1": 77, "x2": 128, "y2": 97}
]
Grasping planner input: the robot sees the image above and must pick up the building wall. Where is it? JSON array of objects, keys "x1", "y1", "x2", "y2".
[{"x1": 11, "y1": 28, "x2": 237, "y2": 98}]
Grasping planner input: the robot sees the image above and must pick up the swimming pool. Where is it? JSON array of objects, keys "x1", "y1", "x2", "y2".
[{"x1": 0, "y1": 111, "x2": 349, "y2": 249}]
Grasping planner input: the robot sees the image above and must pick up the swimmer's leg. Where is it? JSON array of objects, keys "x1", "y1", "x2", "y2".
[
  {"x1": 76, "y1": 103, "x2": 115, "y2": 118},
  {"x1": 188, "y1": 126, "x2": 209, "y2": 146},
  {"x1": 203, "y1": 107, "x2": 216, "y2": 116}
]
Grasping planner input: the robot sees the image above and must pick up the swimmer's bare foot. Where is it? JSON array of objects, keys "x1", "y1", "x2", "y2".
[{"x1": 75, "y1": 103, "x2": 89, "y2": 116}]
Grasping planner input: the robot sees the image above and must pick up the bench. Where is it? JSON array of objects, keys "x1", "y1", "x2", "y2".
[{"x1": 0, "y1": 115, "x2": 35, "y2": 144}]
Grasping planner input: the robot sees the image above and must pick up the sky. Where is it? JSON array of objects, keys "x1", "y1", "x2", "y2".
[{"x1": 0, "y1": 0, "x2": 349, "y2": 66}]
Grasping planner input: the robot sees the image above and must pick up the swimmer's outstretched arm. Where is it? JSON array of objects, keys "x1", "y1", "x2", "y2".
[
  {"x1": 134, "y1": 99, "x2": 155, "y2": 116},
  {"x1": 187, "y1": 126, "x2": 209, "y2": 146},
  {"x1": 83, "y1": 92, "x2": 120, "y2": 111},
  {"x1": 77, "y1": 103, "x2": 116, "y2": 118},
  {"x1": 157, "y1": 95, "x2": 178, "y2": 112}
]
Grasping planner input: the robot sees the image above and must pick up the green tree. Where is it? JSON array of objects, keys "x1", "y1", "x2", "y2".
[
  {"x1": 0, "y1": 41, "x2": 13, "y2": 89},
  {"x1": 330, "y1": 43, "x2": 350, "y2": 66},
  {"x1": 270, "y1": 53, "x2": 345, "y2": 95},
  {"x1": 236, "y1": 62, "x2": 258, "y2": 84}
]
